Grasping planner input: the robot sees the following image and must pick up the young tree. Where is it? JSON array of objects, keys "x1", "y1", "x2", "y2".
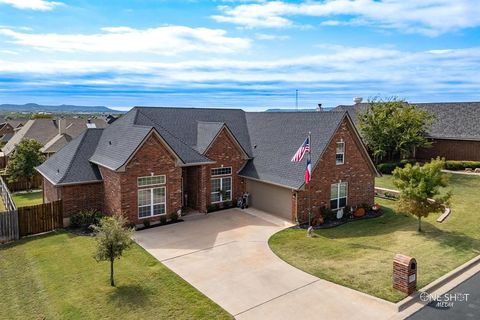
[
  {"x1": 358, "y1": 97, "x2": 433, "y2": 162},
  {"x1": 6, "y1": 139, "x2": 46, "y2": 191},
  {"x1": 92, "y1": 214, "x2": 134, "y2": 287},
  {"x1": 393, "y1": 158, "x2": 451, "y2": 232}
]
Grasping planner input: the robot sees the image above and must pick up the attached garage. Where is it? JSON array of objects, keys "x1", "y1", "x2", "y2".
[{"x1": 245, "y1": 179, "x2": 293, "y2": 221}]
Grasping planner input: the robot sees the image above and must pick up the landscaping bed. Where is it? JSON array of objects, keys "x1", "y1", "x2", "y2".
[
  {"x1": 269, "y1": 174, "x2": 480, "y2": 302},
  {"x1": 0, "y1": 231, "x2": 230, "y2": 320},
  {"x1": 295, "y1": 208, "x2": 384, "y2": 229}
]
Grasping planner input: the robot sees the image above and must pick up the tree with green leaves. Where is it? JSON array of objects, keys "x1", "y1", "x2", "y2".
[
  {"x1": 6, "y1": 139, "x2": 46, "y2": 191},
  {"x1": 393, "y1": 158, "x2": 451, "y2": 232},
  {"x1": 358, "y1": 97, "x2": 434, "y2": 162},
  {"x1": 92, "y1": 214, "x2": 134, "y2": 287}
]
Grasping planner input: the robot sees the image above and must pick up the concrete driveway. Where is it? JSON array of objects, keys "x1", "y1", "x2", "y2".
[{"x1": 134, "y1": 208, "x2": 396, "y2": 320}]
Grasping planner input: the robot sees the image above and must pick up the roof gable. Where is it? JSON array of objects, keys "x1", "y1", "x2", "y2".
[
  {"x1": 196, "y1": 121, "x2": 224, "y2": 154},
  {"x1": 239, "y1": 111, "x2": 347, "y2": 189},
  {"x1": 37, "y1": 129, "x2": 104, "y2": 185}
]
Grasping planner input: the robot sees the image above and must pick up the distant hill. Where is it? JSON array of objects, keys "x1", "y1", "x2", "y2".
[
  {"x1": 265, "y1": 108, "x2": 333, "y2": 112},
  {"x1": 0, "y1": 103, "x2": 117, "y2": 113}
]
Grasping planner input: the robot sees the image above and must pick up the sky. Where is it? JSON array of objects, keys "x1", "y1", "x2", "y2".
[{"x1": 0, "y1": 0, "x2": 479, "y2": 111}]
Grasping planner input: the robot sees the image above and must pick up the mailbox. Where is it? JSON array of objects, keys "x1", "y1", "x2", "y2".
[{"x1": 393, "y1": 254, "x2": 417, "y2": 294}]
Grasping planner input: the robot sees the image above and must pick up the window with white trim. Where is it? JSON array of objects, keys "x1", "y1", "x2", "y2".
[
  {"x1": 137, "y1": 175, "x2": 166, "y2": 218},
  {"x1": 211, "y1": 176, "x2": 232, "y2": 203},
  {"x1": 336, "y1": 141, "x2": 345, "y2": 165},
  {"x1": 211, "y1": 167, "x2": 232, "y2": 176},
  {"x1": 330, "y1": 182, "x2": 347, "y2": 210},
  {"x1": 138, "y1": 175, "x2": 165, "y2": 187}
]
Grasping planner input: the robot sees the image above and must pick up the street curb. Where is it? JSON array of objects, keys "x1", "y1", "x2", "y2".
[{"x1": 396, "y1": 254, "x2": 480, "y2": 312}]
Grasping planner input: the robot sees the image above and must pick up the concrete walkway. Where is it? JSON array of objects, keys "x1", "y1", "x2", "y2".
[{"x1": 134, "y1": 208, "x2": 396, "y2": 319}]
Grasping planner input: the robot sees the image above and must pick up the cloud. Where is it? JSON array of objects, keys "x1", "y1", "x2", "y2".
[
  {"x1": 212, "y1": 0, "x2": 480, "y2": 36},
  {"x1": 0, "y1": 25, "x2": 251, "y2": 55},
  {"x1": 255, "y1": 33, "x2": 290, "y2": 40},
  {"x1": 0, "y1": 0, "x2": 63, "y2": 11}
]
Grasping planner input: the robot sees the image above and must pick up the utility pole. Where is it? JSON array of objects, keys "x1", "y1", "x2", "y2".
[{"x1": 295, "y1": 89, "x2": 298, "y2": 110}]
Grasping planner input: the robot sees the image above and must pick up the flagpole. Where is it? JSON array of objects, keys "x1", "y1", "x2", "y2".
[{"x1": 308, "y1": 131, "x2": 312, "y2": 227}]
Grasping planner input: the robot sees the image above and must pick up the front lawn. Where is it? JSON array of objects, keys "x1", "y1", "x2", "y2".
[
  {"x1": 0, "y1": 231, "x2": 230, "y2": 320},
  {"x1": 12, "y1": 190, "x2": 43, "y2": 207},
  {"x1": 269, "y1": 174, "x2": 480, "y2": 302}
]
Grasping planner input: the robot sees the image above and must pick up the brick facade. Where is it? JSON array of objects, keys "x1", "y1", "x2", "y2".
[
  {"x1": 41, "y1": 117, "x2": 374, "y2": 224},
  {"x1": 43, "y1": 178, "x2": 104, "y2": 217},
  {"x1": 295, "y1": 119, "x2": 375, "y2": 222},
  {"x1": 99, "y1": 133, "x2": 182, "y2": 224},
  {"x1": 201, "y1": 128, "x2": 247, "y2": 212},
  {"x1": 416, "y1": 138, "x2": 480, "y2": 161}
]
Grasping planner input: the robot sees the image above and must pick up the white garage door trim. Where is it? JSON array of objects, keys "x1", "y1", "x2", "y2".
[{"x1": 245, "y1": 179, "x2": 293, "y2": 221}]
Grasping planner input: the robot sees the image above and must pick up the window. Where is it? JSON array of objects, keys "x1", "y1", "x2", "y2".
[
  {"x1": 138, "y1": 175, "x2": 166, "y2": 218},
  {"x1": 211, "y1": 167, "x2": 232, "y2": 176},
  {"x1": 138, "y1": 175, "x2": 165, "y2": 187},
  {"x1": 336, "y1": 141, "x2": 345, "y2": 165},
  {"x1": 211, "y1": 177, "x2": 232, "y2": 203},
  {"x1": 330, "y1": 182, "x2": 347, "y2": 210}
]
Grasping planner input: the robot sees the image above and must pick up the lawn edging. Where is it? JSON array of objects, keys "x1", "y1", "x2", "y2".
[
  {"x1": 375, "y1": 187, "x2": 452, "y2": 223},
  {"x1": 396, "y1": 254, "x2": 480, "y2": 312}
]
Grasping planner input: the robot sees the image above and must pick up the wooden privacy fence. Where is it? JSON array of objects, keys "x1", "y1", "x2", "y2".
[
  {"x1": 18, "y1": 200, "x2": 63, "y2": 237},
  {"x1": 0, "y1": 210, "x2": 18, "y2": 243},
  {"x1": 1, "y1": 173, "x2": 43, "y2": 193},
  {"x1": 0, "y1": 175, "x2": 18, "y2": 243}
]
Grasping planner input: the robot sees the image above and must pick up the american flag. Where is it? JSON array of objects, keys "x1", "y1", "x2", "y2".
[{"x1": 291, "y1": 137, "x2": 310, "y2": 162}]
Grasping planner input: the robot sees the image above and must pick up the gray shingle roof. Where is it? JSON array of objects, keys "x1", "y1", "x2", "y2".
[
  {"x1": 37, "y1": 129, "x2": 104, "y2": 185},
  {"x1": 239, "y1": 111, "x2": 347, "y2": 189},
  {"x1": 195, "y1": 121, "x2": 225, "y2": 153},
  {"x1": 2, "y1": 118, "x2": 107, "y2": 156},
  {"x1": 334, "y1": 102, "x2": 480, "y2": 141},
  {"x1": 39, "y1": 107, "x2": 363, "y2": 188}
]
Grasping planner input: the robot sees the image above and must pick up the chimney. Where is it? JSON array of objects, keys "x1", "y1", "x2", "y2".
[
  {"x1": 316, "y1": 103, "x2": 323, "y2": 111},
  {"x1": 58, "y1": 118, "x2": 66, "y2": 135},
  {"x1": 353, "y1": 97, "x2": 363, "y2": 104}
]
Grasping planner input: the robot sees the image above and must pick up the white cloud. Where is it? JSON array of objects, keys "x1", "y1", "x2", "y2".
[
  {"x1": 212, "y1": 0, "x2": 480, "y2": 36},
  {"x1": 255, "y1": 33, "x2": 290, "y2": 40},
  {"x1": 0, "y1": 25, "x2": 251, "y2": 55},
  {"x1": 0, "y1": 0, "x2": 62, "y2": 11},
  {"x1": 1, "y1": 45, "x2": 479, "y2": 89}
]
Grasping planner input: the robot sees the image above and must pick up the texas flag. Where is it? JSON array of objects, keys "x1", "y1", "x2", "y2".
[{"x1": 305, "y1": 158, "x2": 312, "y2": 184}]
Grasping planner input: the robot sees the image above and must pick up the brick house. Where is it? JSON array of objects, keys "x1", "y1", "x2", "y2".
[
  {"x1": 335, "y1": 101, "x2": 480, "y2": 161},
  {"x1": 37, "y1": 107, "x2": 378, "y2": 224}
]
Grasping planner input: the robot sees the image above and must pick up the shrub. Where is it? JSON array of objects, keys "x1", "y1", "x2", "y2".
[
  {"x1": 445, "y1": 160, "x2": 480, "y2": 171},
  {"x1": 70, "y1": 209, "x2": 104, "y2": 228},
  {"x1": 160, "y1": 215, "x2": 167, "y2": 224},
  {"x1": 320, "y1": 207, "x2": 335, "y2": 221},
  {"x1": 169, "y1": 212, "x2": 178, "y2": 222},
  {"x1": 143, "y1": 220, "x2": 150, "y2": 228},
  {"x1": 377, "y1": 159, "x2": 415, "y2": 174}
]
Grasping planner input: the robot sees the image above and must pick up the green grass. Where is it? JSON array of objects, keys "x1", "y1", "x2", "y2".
[
  {"x1": 0, "y1": 231, "x2": 231, "y2": 320},
  {"x1": 269, "y1": 174, "x2": 480, "y2": 302},
  {"x1": 12, "y1": 190, "x2": 43, "y2": 207}
]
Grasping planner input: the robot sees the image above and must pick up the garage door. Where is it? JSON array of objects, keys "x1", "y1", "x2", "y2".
[{"x1": 246, "y1": 179, "x2": 292, "y2": 220}]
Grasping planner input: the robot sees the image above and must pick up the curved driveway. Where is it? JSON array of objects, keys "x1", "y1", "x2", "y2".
[{"x1": 134, "y1": 208, "x2": 396, "y2": 319}]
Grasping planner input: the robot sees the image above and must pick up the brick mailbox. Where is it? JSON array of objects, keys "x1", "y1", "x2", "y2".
[{"x1": 393, "y1": 254, "x2": 417, "y2": 294}]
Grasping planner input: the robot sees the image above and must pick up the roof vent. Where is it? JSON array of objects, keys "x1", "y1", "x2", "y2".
[
  {"x1": 353, "y1": 97, "x2": 363, "y2": 104},
  {"x1": 108, "y1": 141, "x2": 112, "y2": 145}
]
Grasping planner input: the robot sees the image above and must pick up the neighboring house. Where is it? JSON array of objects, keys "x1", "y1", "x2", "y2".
[
  {"x1": 1, "y1": 118, "x2": 108, "y2": 159},
  {"x1": 0, "y1": 118, "x2": 27, "y2": 146},
  {"x1": 37, "y1": 107, "x2": 378, "y2": 224},
  {"x1": 334, "y1": 101, "x2": 480, "y2": 161}
]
